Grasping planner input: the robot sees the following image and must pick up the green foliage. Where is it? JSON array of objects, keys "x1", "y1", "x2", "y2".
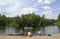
[
  {"x1": 10, "y1": 23, "x2": 19, "y2": 28},
  {"x1": 0, "y1": 14, "x2": 7, "y2": 28},
  {"x1": 0, "y1": 13, "x2": 56, "y2": 28},
  {"x1": 18, "y1": 13, "x2": 41, "y2": 28},
  {"x1": 56, "y1": 14, "x2": 60, "y2": 27}
]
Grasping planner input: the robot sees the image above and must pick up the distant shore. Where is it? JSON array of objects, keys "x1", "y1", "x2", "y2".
[{"x1": 0, "y1": 34, "x2": 60, "y2": 39}]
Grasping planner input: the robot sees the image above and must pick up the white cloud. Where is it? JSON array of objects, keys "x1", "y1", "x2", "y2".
[
  {"x1": 0, "y1": 0, "x2": 22, "y2": 17},
  {"x1": 6, "y1": 1, "x2": 21, "y2": 13},
  {"x1": 37, "y1": 0, "x2": 55, "y2": 4},
  {"x1": 19, "y1": 8, "x2": 38, "y2": 15},
  {"x1": 0, "y1": 0, "x2": 56, "y2": 17},
  {"x1": 37, "y1": 0, "x2": 43, "y2": 3},
  {"x1": 42, "y1": 10, "x2": 52, "y2": 15},
  {"x1": 0, "y1": 1, "x2": 7, "y2": 6},
  {"x1": 44, "y1": 0, "x2": 55, "y2": 4},
  {"x1": 42, "y1": 6, "x2": 51, "y2": 10},
  {"x1": 0, "y1": 0, "x2": 16, "y2": 6},
  {"x1": 45, "y1": 14, "x2": 58, "y2": 19},
  {"x1": 42, "y1": 6, "x2": 53, "y2": 15},
  {"x1": 0, "y1": 0, "x2": 38, "y2": 17}
]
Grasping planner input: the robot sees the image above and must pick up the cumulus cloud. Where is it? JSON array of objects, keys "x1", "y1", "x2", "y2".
[
  {"x1": 37, "y1": 0, "x2": 43, "y2": 3},
  {"x1": 0, "y1": 0, "x2": 17, "y2": 6},
  {"x1": 37, "y1": 0, "x2": 55, "y2": 4},
  {"x1": 6, "y1": 1, "x2": 21, "y2": 13},
  {"x1": 0, "y1": 0, "x2": 57, "y2": 19},
  {"x1": 45, "y1": 14, "x2": 58, "y2": 19},
  {"x1": 0, "y1": 1, "x2": 7, "y2": 6},
  {"x1": 44, "y1": 0, "x2": 55, "y2": 4},
  {"x1": 42, "y1": 5, "x2": 53, "y2": 15},
  {"x1": 19, "y1": 8, "x2": 38, "y2": 15},
  {"x1": 0, "y1": 0, "x2": 22, "y2": 16},
  {"x1": 42, "y1": 6, "x2": 51, "y2": 10},
  {"x1": 42, "y1": 10, "x2": 52, "y2": 14},
  {"x1": 0, "y1": 0, "x2": 38, "y2": 16}
]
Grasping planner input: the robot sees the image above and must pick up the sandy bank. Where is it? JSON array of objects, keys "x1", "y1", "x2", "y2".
[{"x1": 0, "y1": 34, "x2": 60, "y2": 39}]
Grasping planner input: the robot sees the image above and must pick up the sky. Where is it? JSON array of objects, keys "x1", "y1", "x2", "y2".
[{"x1": 0, "y1": 0, "x2": 60, "y2": 19}]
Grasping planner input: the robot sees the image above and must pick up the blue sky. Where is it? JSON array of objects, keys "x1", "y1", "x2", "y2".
[{"x1": 0, "y1": 0, "x2": 60, "y2": 19}]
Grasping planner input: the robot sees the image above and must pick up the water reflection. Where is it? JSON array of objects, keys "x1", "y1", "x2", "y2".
[
  {"x1": 0, "y1": 25, "x2": 60, "y2": 35},
  {"x1": 43, "y1": 26, "x2": 59, "y2": 34},
  {"x1": 0, "y1": 28, "x2": 6, "y2": 35},
  {"x1": 33, "y1": 26, "x2": 60, "y2": 36}
]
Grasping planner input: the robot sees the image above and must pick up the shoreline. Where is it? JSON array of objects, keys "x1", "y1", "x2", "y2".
[{"x1": 0, "y1": 34, "x2": 60, "y2": 39}]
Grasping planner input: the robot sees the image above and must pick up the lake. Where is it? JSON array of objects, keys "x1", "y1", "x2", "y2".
[
  {"x1": 32, "y1": 25, "x2": 60, "y2": 36},
  {"x1": 0, "y1": 25, "x2": 60, "y2": 36}
]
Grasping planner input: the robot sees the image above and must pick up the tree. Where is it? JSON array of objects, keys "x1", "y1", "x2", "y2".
[
  {"x1": 0, "y1": 14, "x2": 7, "y2": 28},
  {"x1": 56, "y1": 14, "x2": 60, "y2": 27},
  {"x1": 0, "y1": 12, "x2": 56, "y2": 29},
  {"x1": 10, "y1": 23, "x2": 19, "y2": 28}
]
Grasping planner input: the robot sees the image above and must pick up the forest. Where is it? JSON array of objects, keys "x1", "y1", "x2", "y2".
[{"x1": 0, "y1": 13, "x2": 59, "y2": 29}]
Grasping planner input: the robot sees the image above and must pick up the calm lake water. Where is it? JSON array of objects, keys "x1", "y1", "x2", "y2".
[
  {"x1": 33, "y1": 25, "x2": 60, "y2": 36},
  {"x1": 0, "y1": 25, "x2": 60, "y2": 35}
]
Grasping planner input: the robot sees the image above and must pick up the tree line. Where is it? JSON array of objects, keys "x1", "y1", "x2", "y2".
[
  {"x1": 56, "y1": 14, "x2": 60, "y2": 27},
  {"x1": 0, "y1": 13, "x2": 56, "y2": 29}
]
